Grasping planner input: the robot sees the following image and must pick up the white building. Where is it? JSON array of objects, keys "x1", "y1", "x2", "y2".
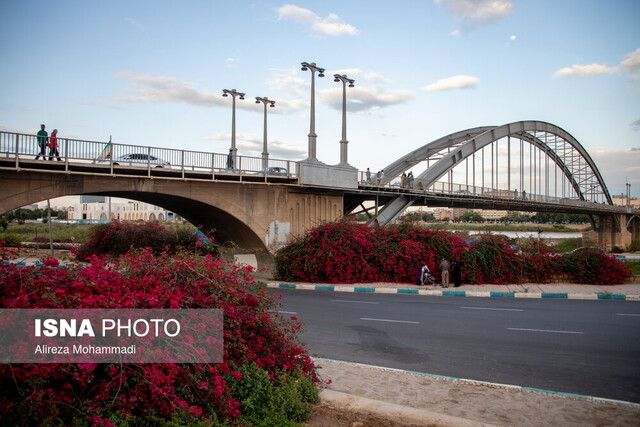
[{"x1": 67, "y1": 198, "x2": 177, "y2": 222}]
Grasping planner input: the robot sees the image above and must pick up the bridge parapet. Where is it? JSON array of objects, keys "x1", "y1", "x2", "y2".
[
  {"x1": 299, "y1": 160, "x2": 358, "y2": 189},
  {"x1": 0, "y1": 131, "x2": 298, "y2": 179}
]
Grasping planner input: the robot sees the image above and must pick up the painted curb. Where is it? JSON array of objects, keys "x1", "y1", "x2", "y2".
[{"x1": 267, "y1": 282, "x2": 636, "y2": 301}]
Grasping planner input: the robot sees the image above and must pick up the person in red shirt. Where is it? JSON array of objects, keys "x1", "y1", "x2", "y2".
[{"x1": 48, "y1": 129, "x2": 62, "y2": 161}]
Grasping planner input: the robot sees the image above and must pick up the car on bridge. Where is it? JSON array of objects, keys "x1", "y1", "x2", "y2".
[
  {"x1": 99, "y1": 153, "x2": 172, "y2": 168},
  {"x1": 254, "y1": 166, "x2": 288, "y2": 176}
]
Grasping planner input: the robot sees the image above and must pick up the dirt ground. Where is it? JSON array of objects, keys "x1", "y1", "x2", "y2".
[{"x1": 306, "y1": 404, "x2": 423, "y2": 427}]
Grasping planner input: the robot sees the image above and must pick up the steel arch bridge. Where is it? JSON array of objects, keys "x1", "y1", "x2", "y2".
[{"x1": 352, "y1": 121, "x2": 616, "y2": 226}]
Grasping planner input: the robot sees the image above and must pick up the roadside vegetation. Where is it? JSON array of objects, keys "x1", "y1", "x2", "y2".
[
  {"x1": 0, "y1": 221, "x2": 320, "y2": 426},
  {"x1": 275, "y1": 220, "x2": 633, "y2": 285}
]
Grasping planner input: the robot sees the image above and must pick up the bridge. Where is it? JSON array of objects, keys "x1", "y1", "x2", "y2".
[{"x1": 1, "y1": 121, "x2": 639, "y2": 269}]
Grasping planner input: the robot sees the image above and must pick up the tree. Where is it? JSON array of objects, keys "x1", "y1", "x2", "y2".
[
  {"x1": 459, "y1": 211, "x2": 484, "y2": 222},
  {"x1": 500, "y1": 211, "x2": 531, "y2": 222}
]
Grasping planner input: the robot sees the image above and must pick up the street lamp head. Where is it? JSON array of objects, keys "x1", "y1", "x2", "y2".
[{"x1": 318, "y1": 72, "x2": 325, "y2": 77}]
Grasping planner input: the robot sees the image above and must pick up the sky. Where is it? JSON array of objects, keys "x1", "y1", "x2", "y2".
[{"x1": 1, "y1": 0, "x2": 639, "y2": 202}]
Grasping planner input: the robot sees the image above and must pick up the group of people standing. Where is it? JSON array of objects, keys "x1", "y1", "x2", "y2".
[
  {"x1": 364, "y1": 168, "x2": 416, "y2": 189},
  {"x1": 35, "y1": 124, "x2": 62, "y2": 161},
  {"x1": 400, "y1": 171, "x2": 415, "y2": 189},
  {"x1": 415, "y1": 258, "x2": 462, "y2": 288}
]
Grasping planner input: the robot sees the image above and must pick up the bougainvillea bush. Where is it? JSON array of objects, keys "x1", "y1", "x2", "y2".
[
  {"x1": 0, "y1": 249, "x2": 319, "y2": 426},
  {"x1": 75, "y1": 220, "x2": 215, "y2": 261},
  {"x1": 275, "y1": 220, "x2": 632, "y2": 285}
]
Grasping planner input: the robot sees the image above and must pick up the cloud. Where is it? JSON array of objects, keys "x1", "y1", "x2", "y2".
[
  {"x1": 109, "y1": 70, "x2": 412, "y2": 115},
  {"x1": 620, "y1": 48, "x2": 640, "y2": 80},
  {"x1": 553, "y1": 63, "x2": 617, "y2": 79},
  {"x1": 268, "y1": 67, "x2": 413, "y2": 112},
  {"x1": 225, "y1": 57, "x2": 239, "y2": 68},
  {"x1": 276, "y1": 4, "x2": 358, "y2": 37},
  {"x1": 589, "y1": 148, "x2": 640, "y2": 192},
  {"x1": 554, "y1": 47, "x2": 640, "y2": 79},
  {"x1": 109, "y1": 72, "x2": 222, "y2": 107},
  {"x1": 421, "y1": 75, "x2": 479, "y2": 92},
  {"x1": 207, "y1": 132, "x2": 306, "y2": 158},
  {"x1": 435, "y1": 0, "x2": 515, "y2": 26},
  {"x1": 631, "y1": 119, "x2": 640, "y2": 132},
  {"x1": 124, "y1": 17, "x2": 145, "y2": 31},
  {"x1": 319, "y1": 86, "x2": 414, "y2": 112},
  {"x1": 109, "y1": 72, "x2": 267, "y2": 112}
]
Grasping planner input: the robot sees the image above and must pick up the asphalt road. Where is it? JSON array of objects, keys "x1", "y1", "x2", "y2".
[{"x1": 270, "y1": 289, "x2": 640, "y2": 403}]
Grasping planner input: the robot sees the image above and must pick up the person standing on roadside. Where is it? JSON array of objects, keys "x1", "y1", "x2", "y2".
[
  {"x1": 452, "y1": 260, "x2": 463, "y2": 287},
  {"x1": 48, "y1": 129, "x2": 62, "y2": 161},
  {"x1": 439, "y1": 258, "x2": 450, "y2": 288},
  {"x1": 35, "y1": 124, "x2": 48, "y2": 159}
]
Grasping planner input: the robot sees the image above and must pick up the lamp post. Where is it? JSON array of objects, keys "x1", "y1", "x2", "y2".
[
  {"x1": 255, "y1": 96, "x2": 276, "y2": 169},
  {"x1": 301, "y1": 62, "x2": 325, "y2": 161},
  {"x1": 222, "y1": 89, "x2": 245, "y2": 161},
  {"x1": 333, "y1": 74, "x2": 355, "y2": 166}
]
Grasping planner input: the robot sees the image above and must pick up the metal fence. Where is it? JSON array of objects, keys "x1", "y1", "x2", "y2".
[
  {"x1": 0, "y1": 131, "x2": 298, "y2": 178},
  {"x1": 356, "y1": 169, "x2": 614, "y2": 211}
]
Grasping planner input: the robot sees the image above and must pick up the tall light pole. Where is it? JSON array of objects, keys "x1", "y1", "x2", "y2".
[
  {"x1": 222, "y1": 89, "x2": 245, "y2": 160},
  {"x1": 255, "y1": 96, "x2": 276, "y2": 169},
  {"x1": 301, "y1": 62, "x2": 324, "y2": 161},
  {"x1": 333, "y1": 74, "x2": 355, "y2": 166}
]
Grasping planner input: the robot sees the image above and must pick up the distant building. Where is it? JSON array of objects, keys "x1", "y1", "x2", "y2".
[
  {"x1": 80, "y1": 195, "x2": 106, "y2": 203},
  {"x1": 612, "y1": 196, "x2": 640, "y2": 209},
  {"x1": 67, "y1": 198, "x2": 177, "y2": 222}
]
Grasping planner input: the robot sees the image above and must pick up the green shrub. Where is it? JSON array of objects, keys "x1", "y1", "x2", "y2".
[
  {"x1": 628, "y1": 240, "x2": 640, "y2": 252},
  {"x1": 0, "y1": 232, "x2": 22, "y2": 247},
  {"x1": 75, "y1": 221, "x2": 216, "y2": 260}
]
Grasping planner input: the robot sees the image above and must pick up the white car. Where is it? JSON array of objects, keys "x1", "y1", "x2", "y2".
[
  {"x1": 108, "y1": 154, "x2": 171, "y2": 168},
  {"x1": 255, "y1": 166, "x2": 288, "y2": 176}
]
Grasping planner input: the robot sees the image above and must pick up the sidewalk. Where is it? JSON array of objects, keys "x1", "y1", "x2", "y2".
[{"x1": 310, "y1": 358, "x2": 640, "y2": 426}]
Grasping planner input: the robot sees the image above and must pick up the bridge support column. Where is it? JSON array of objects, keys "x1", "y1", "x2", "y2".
[{"x1": 591, "y1": 213, "x2": 637, "y2": 251}]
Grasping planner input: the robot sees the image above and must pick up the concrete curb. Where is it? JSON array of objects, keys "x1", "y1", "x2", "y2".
[
  {"x1": 319, "y1": 389, "x2": 496, "y2": 427},
  {"x1": 266, "y1": 282, "x2": 640, "y2": 301}
]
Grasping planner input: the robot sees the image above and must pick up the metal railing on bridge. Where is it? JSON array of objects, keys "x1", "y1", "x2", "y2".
[
  {"x1": 357, "y1": 170, "x2": 620, "y2": 213},
  {"x1": 0, "y1": 131, "x2": 298, "y2": 180}
]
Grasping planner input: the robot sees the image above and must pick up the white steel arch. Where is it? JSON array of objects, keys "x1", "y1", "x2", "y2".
[{"x1": 383, "y1": 121, "x2": 613, "y2": 205}]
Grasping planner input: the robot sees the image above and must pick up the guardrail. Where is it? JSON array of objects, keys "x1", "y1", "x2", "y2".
[
  {"x1": 357, "y1": 170, "x2": 625, "y2": 213},
  {"x1": 0, "y1": 131, "x2": 298, "y2": 179}
]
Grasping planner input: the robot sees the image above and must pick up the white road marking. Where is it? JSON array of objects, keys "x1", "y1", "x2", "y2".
[
  {"x1": 507, "y1": 327, "x2": 584, "y2": 334},
  {"x1": 332, "y1": 299, "x2": 380, "y2": 304},
  {"x1": 616, "y1": 313, "x2": 640, "y2": 317},
  {"x1": 461, "y1": 306, "x2": 524, "y2": 312},
  {"x1": 361, "y1": 317, "x2": 420, "y2": 324},
  {"x1": 272, "y1": 310, "x2": 297, "y2": 315}
]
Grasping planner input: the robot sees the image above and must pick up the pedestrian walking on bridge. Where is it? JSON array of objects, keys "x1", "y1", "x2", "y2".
[{"x1": 35, "y1": 124, "x2": 48, "y2": 160}]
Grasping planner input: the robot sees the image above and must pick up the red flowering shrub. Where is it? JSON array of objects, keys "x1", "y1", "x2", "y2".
[
  {"x1": 75, "y1": 221, "x2": 215, "y2": 261},
  {"x1": 0, "y1": 250, "x2": 319, "y2": 425},
  {"x1": 275, "y1": 221, "x2": 631, "y2": 285},
  {"x1": 518, "y1": 240, "x2": 560, "y2": 283},
  {"x1": 461, "y1": 235, "x2": 521, "y2": 284},
  {"x1": 275, "y1": 221, "x2": 378, "y2": 283},
  {"x1": 372, "y1": 224, "x2": 468, "y2": 283},
  {"x1": 558, "y1": 248, "x2": 632, "y2": 284}
]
